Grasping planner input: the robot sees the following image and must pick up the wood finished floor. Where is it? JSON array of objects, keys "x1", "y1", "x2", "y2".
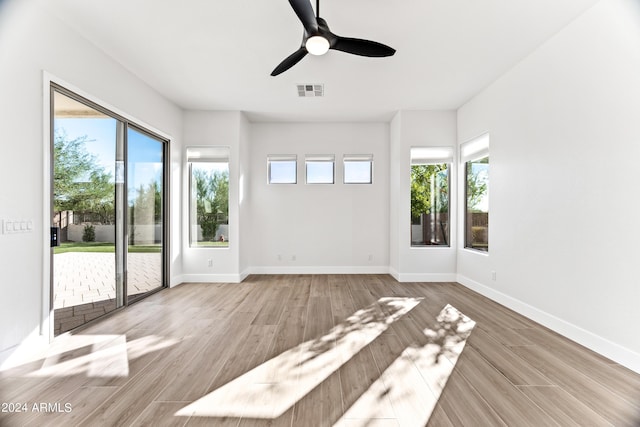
[{"x1": 1, "y1": 274, "x2": 639, "y2": 426}]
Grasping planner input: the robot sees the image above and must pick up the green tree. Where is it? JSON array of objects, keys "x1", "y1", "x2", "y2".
[
  {"x1": 53, "y1": 130, "x2": 115, "y2": 222},
  {"x1": 466, "y1": 157, "x2": 489, "y2": 212},
  {"x1": 411, "y1": 164, "x2": 449, "y2": 220},
  {"x1": 193, "y1": 167, "x2": 229, "y2": 242},
  {"x1": 131, "y1": 181, "x2": 162, "y2": 224}
]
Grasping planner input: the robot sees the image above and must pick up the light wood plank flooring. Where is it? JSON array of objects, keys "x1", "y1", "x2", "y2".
[{"x1": 1, "y1": 275, "x2": 639, "y2": 426}]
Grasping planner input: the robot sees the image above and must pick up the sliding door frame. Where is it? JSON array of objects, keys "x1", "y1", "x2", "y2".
[
  {"x1": 125, "y1": 123, "x2": 170, "y2": 305},
  {"x1": 45, "y1": 79, "x2": 170, "y2": 339}
]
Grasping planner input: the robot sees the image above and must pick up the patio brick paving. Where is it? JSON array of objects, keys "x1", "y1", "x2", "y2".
[{"x1": 53, "y1": 252, "x2": 162, "y2": 334}]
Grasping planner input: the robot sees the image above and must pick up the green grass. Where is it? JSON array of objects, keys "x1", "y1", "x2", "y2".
[
  {"x1": 193, "y1": 241, "x2": 229, "y2": 247},
  {"x1": 54, "y1": 242, "x2": 162, "y2": 254}
]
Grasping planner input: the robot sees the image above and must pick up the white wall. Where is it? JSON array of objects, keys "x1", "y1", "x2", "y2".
[
  {"x1": 457, "y1": 0, "x2": 640, "y2": 371},
  {"x1": 181, "y1": 111, "x2": 245, "y2": 282},
  {"x1": 248, "y1": 122, "x2": 389, "y2": 273},
  {"x1": 0, "y1": 0, "x2": 183, "y2": 355},
  {"x1": 390, "y1": 111, "x2": 458, "y2": 282},
  {"x1": 238, "y1": 114, "x2": 252, "y2": 277}
]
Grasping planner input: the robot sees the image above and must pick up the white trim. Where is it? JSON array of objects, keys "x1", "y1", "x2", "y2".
[
  {"x1": 169, "y1": 275, "x2": 185, "y2": 287},
  {"x1": 180, "y1": 274, "x2": 245, "y2": 283},
  {"x1": 395, "y1": 273, "x2": 457, "y2": 283},
  {"x1": 456, "y1": 274, "x2": 640, "y2": 374},
  {"x1": 389, "y1": 267, "x2": 400, "y2": 281},
  {"x1": 410, "y1": 146, "x2": 454, "y2": 165},
  {"x1": 343, "y1": 154, "x2": 373, "y2": 162},
  {"x1": 186, "y1": 146, "x2": 230, "y2": 163},
  {"x1": 250, "y1": 266, "x2": 390, "y2": 275},
  {"x1": 460, "y1": 133, "x2": 490, "y2": 162},
  {"x1": 459, "y1": 248, "x2": 490, "y2": 257},
  {"x1": 240, "y1": 268, "x2": 252, "y2": 281},
  {"x1": 42, "y1": 72, "x2": 53, "y2": 344}
]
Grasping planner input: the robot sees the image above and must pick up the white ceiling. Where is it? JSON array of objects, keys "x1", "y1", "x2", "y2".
[{"x1": 47, "y1": 0, "x2": 600, "y2": 122}]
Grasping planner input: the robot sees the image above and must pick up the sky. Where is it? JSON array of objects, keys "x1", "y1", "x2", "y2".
[
  {"x1": 55, "y1": 117, "x2": 164, "y2": 202},
  {"x1": 269, "y1": 160, "x2": 373, "y2": 184}
]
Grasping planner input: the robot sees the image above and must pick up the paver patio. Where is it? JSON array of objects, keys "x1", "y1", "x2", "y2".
[{"x1": 53, "y1": 252, "x2": 162, "y2": 334}]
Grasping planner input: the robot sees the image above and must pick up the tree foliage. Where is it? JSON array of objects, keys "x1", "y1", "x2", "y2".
[
  {"x1": 466, "y1": 157, "x2": 489, "y2": 212},
  {"x1": 193, "y1": 167, "x2": 229, "y2": 242},
  {"x1": 411, "y1": 164, "x2": 449, "y2": 220},
  {"x1": 53, "y1": 130, "x2": 115, "y2": 223},
  {"x1": 131, "y1": 181, "x2": 162, "y2": 224}
]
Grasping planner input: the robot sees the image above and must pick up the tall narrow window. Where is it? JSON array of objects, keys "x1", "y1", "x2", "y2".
[
  {"x1": 344, "y1": 154, "x2": 373, "y2": 184},
  {"x1": 410, "y1": 147, "x2": 452, "y2": 247},
  {"x1": 268, "y1": 154, "x2": 297, "y2": 184},
  {"x1": 188, "y1": 147, "x2": 230, "y2": 247},
  {"x1": 462, "y1": 134, "x2": 490, "y2": 252},
  {"x1": 306, "y1": 154, "x2": 335, "y2": 184}
]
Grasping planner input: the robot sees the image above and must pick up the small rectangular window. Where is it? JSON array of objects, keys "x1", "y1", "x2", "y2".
[
  {"x1": 462, "y1": 134, "x2": 490, "y2": 252},
  {"x1": 188, "y1": 146, "x2": 230, "y2": 248},
  {"x1": 305, "y1": 155, "x2": 335, "y2": 184},
  {"x1": 268, "y1": 155, "x2": 297, "y2": 184},
  {"x1": 344, "y1": 154, "x2": 373, "y2": 184},
  {"x1": 410, "y1": 147, "x2": 452, "y2": 247}
]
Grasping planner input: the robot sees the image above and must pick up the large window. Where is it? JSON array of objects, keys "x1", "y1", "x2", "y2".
[
  {"x1": 410, "y1": 147, "x2": 452, "y2": 246},
  {"x1": 188, "y1": 146, "x2": 230, "y2": 247},
  {"x1": 306, "y1": 155, "x2": 335, "y2": 184},
  {"x1": 344, "y1": 154, "x2": 373, "y2": 184},
  {"x1": 268, "y1": 154, "x2": 297, "y2": 184},
  {"x1": 462, "y1": 135, "x2": 490, "y2": 252}
]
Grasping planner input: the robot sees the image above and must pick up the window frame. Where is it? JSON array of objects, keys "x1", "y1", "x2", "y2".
[
  {"x1": 343, "y1": 154, "x2": 373, "y2": 184},
  {"x1": 187, "y1": 146, "x2": 230, "y2": 249},
  {"x1": 410, "y1": 147, "x2": 453, "y2": 248},
  {"x1": 268, "y1": 154, "x2": 297, "y2": 184},
  {"x1": 461, "y1": 134, "x2": 490, "y2": 253},
  {"x1": 305, "y1": 154, "x2": 335, "y2": 185}
]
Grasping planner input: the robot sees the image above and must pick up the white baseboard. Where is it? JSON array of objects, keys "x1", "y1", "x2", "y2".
[
  {"x1": 395, "y1": 273, "x2": 457, "y2": 282},
  {"x1": 456, "y1": 274, "x2": 640, "y2": 374},
  {"x1": 180, "y1": 274, "x2": 244, "y2": 283},
  {"x1": 239, "y1": 268, "x2": 252, "y2": 281},
  {"x1": 176, "y1": 268, "x2": 453, "y2": 282},
  {"x1": 170, "y1": 275, "x2": 185, "y2": 287},
  {"x1": 250, "y1": 266, "x2": 390, "y2": 275}
]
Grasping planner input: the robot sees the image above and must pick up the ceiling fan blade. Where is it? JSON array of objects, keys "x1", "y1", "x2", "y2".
[
  {"x1": 289, "y1": 0, "x2": 318, "y2": 34},
  {"x1": 271, "y1": 47, "x2": 308, "y2": 76},
  {"x1": 332, "y1": 37, "x2": 396, "y2": 57}
]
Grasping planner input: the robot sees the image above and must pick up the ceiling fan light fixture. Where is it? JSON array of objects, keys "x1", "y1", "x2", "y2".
[{"x1": 305, "y1": 36, "x2": 330, "y2": 55}]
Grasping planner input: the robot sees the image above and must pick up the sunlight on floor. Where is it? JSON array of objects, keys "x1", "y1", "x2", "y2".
[
  {"x1": 14, "y1": 334, "x2": 179, "y2": 378},
  {"x1": 176, "y1": 297, "x2": 422, "y2": 419},
  {"x1": 335, "y1": 304, "x2": 475, "y2": 426}
]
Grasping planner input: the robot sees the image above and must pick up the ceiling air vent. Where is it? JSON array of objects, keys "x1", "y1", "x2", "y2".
[{"x1": 297, "y1": 84, "x2": 324, "y2": 97}]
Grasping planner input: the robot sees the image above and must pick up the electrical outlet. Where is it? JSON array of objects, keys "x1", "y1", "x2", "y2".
[
  {"x1": 491, "y1": 271, "x2": 497, "y2": 281},
  {"x1": 368, "y1": 254, "x2": 373, "y2": 262},
  {"x1": 207, "y1": 259, "x2": 213, "y2": 267},
  {"x1": 291, "y1": 255, "x2": 296, "y2": 261},
  {"x1": 277, "y1": 254, "x2": 282, "y2": 261}
]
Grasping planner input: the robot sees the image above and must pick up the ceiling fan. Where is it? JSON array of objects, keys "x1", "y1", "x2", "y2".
[{"x1": 271, "y1": 0, "x2": 396, "y2": 76}]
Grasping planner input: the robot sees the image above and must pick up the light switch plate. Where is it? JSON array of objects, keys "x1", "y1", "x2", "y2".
[{"x1": 1, "y1": 219, "x2": 33, "y2": 234}]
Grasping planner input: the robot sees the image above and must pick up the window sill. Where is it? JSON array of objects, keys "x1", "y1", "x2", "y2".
[{"x1": 460, "y1": 247, "x2": 489, "y2": 256}]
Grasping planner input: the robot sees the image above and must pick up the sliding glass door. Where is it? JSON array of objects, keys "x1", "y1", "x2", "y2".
[
  {"x1": 126, "y1": 127, "x2": 165, "y2": 301},
  {"x1": 51, "y1": 86, "x2": 167, "y2": 335}
]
